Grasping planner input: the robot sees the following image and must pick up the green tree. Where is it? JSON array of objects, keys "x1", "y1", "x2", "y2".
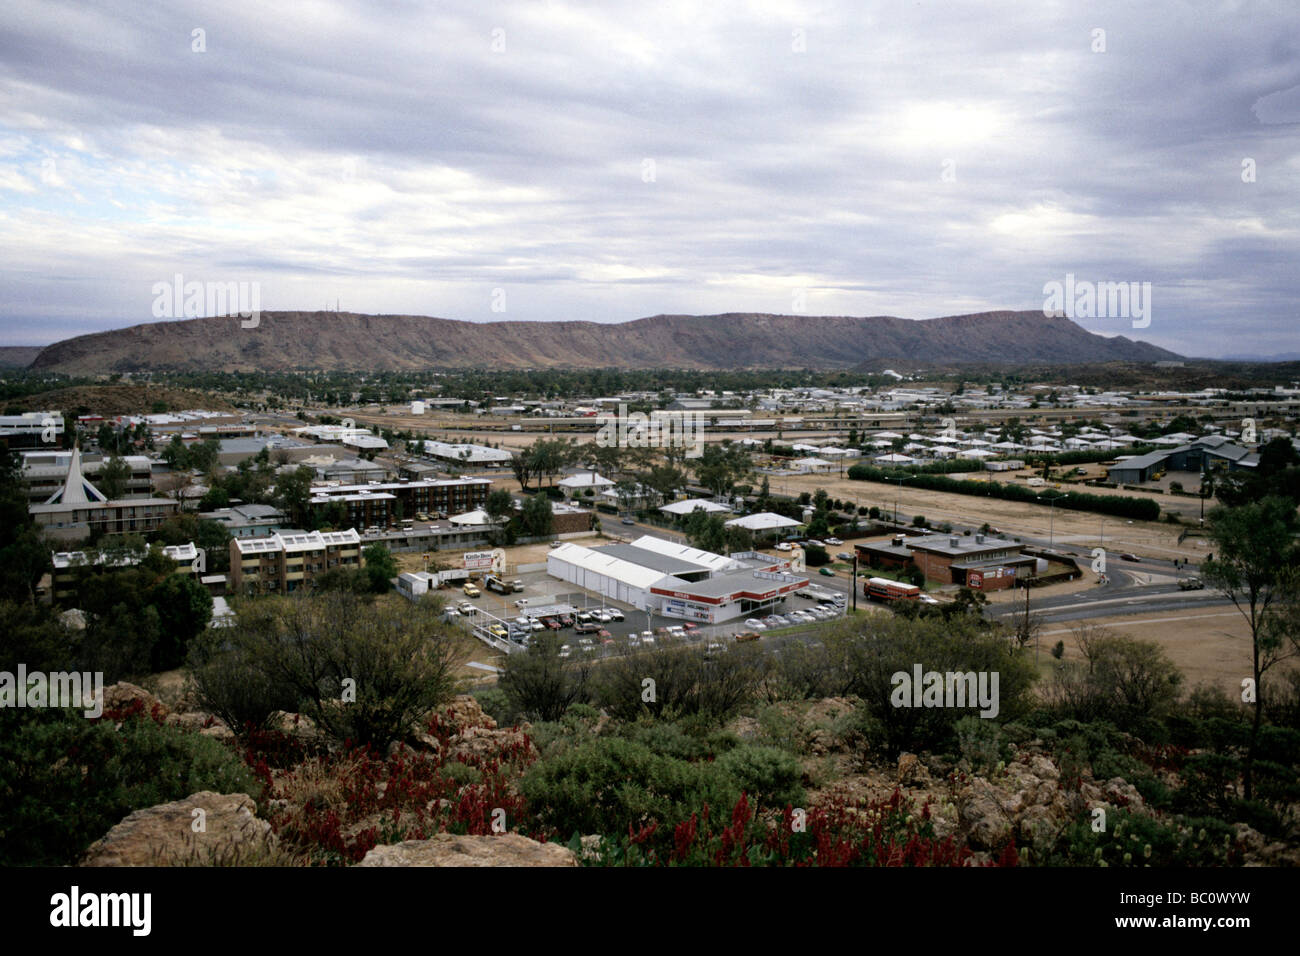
[
  {"x1": 485, "y1": 489, "x2": 515, "y2": 525},
  {"x1": 274, "y1": 465, "x2": 317, "y2": 527},
  {"x1": 521, "y1": 493, "x2": 554, "y2": 537},
  {"x1": 162, "y1": 434, "x2": 189, "y2": 471},
  {"x1": 362, "y1": 543, "x2": 398, "y2": 593},
  {"x1": 97, "y1": 455, "x2": 132, "y2": 501},
  {"x1": 150, "y1": 573, "x2": 214, "y2": 670},
  {"x1": 499, "y1": 633, "x2": 592, "y2": 722},
  {"x1": 1201, "y1": 497, "x2": 1300, "y2": 799}
]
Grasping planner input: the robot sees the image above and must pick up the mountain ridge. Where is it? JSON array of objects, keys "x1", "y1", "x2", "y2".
[{"x1": 26, "y1": 310, "x2": 1182, "y2": 373}]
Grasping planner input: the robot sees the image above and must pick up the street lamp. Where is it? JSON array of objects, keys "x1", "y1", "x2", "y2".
[
  {"x1": 892, "y1": 473, "x2": 915, "y2": 527},
  {"x1": 1036, "y1": 492, "x2": 1069, "y2": 547}
]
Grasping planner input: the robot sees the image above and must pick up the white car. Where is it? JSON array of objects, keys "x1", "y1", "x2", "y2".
[
  {"x1": 640, "y1": 632, "x2": 656, "y2": 646},
  {"x1": 775, "y1": 542, "x2": 793, "y2": 552},
  {"x1": 825, "y1": 537, "x2": 843, "y2": 546},
  {"x1": 628, "y1": 635, "x2": 641, "y2": 647},
  {"x1": 744, "y1": 618, "x2": 767, "y2": 629},
  {"x1": 919, "y1": 594, "x2": 940, "y2": 605},
  {"x1": 595, "y1": 610, "x2": 614, "y2": 623},
  {"x1": 605, "y1": 608, "x2": 625, "y2": 622},
  {"x1": 667, "y1": 625, "x2": 687, "y2": 638},
  {"x1": 559, "y1": 644, "x2": 572, "y2": 658},
  {"x1": 527, "y1": 617, "x2": 545, "y2": 631}
]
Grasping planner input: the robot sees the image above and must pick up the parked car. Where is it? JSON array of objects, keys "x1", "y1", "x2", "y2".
[
  {"x1": 682, "y1": 622, "x2": 699, "y2": 631},
  {"x1": 462, "y1": 583, "x2": 480, "y2": 597},
  {"x1": 667, "y1": 625, "x2": 687, "y2": 638},
  {"x1": 527, "y1": 617, "x2": 545, "y2": 631},
  {"x1": 605, "y1": 608, "x2": 625, "y2": 621},
  {"x1": 735, "y1": 631, "x2": 761, "y2": 642},
  {"x1": 559, "y1": 644, "x2": 572, "y2": 658},
  {"x1": 576, "y1": 612, "x2": 595, "y2": 624},
  {"x1": 824, "y1": 537, "x2": 843, "y2": 546},
  {"x1": 540, "y1": 617, "x2": 561, "y2": 630},
  {"x1": 775, "y1": 542, "x2": 793, "y2": 552},
  {"x1": 919, "y1": 594, "x2": 940, "y2": 605},
  {"x1": 837, "y1": 552, "x2": 853, "y2": 561},
  {"x1": 456, "y1": 601, "x2": 476, "y2": 615},
  {"x1": 628, "y1": 635, "x2": 641, "y2": 647},
  {"x1": 549, "y1": 540, "x2": 562, "y2": 548},
  {"x1": 640, "y1": 632, "x2": 655, "y2": 646},
  {"x1": 558, "y1": 614, "x2": 575, "y2": 627},
  {"x1": 594, "y1": 610, "x2": 614, "y2": 623},
  {"x1": 744, "y1": 618, "x2": 768, "y2": 630},
  {"x1": 487, "y1": 624, "x2": 508, "y2": 639},
  {"x1": 575, "y1": 621, "x2": 602, "y2": 634}
]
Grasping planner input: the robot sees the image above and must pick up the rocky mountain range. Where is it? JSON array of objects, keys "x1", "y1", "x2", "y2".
[{"x1": 25, "y1": 310, "x2": 1181, "y2": 374}]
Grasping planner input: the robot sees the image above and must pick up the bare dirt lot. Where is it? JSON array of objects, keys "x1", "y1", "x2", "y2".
[
  {"x1": 1037, "y1": 607, "x2": 1255, "y2": 696},
  {"x1": 769, "y1": 471, "x2": 1211, "y2": 561}
]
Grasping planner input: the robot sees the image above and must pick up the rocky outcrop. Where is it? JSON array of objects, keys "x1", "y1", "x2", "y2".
[
  {"x1": 356, "y1": 833, "x2": 577, "y2": 867},
  {"x1": 80, "y1": 792, "x2": 274, "y2": 866},
  {"x1": 98, "y1": 681, "x2": 168, "y2": 719}
]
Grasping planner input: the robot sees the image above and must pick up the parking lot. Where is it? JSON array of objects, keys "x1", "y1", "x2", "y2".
[{"x1": 442, "y1": 564, "x2": 849, "y2": 657}]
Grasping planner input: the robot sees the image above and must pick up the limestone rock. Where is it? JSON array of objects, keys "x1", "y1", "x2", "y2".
[
  {"x1": 99, "y1": 681, "x2": 168, "y2": 719},
  {"x1": 81, "y1": 792, "x2": 274, "y2": 866},
  {"x1": 356, "y1": 833, "x2": 577, "y2": 867},
  {"x1": 960, "y1": 778, "x2": 1013, "y2": 850}
]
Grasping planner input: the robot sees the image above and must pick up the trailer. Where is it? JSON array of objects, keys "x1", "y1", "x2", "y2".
[
  {"x1": 484, "y1": 574, "x2": 512, "y2": 595},
  {"x1": 864, "y1": 577, "x2": 921, "y2": 602}
]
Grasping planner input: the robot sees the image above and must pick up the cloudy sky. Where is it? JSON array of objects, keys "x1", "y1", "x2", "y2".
[{"x1": 1, "y1": 0, "x2": 1298, "y2": 357}]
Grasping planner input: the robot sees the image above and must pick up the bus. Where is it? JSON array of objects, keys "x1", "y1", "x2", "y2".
[{"x1": 864, "y1": 577, "x2": 921, "y2": 602}]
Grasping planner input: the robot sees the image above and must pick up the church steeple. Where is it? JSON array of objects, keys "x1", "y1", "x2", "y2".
[{"x1": 45, "y1": 445, "x2": 108, "y2": 505}]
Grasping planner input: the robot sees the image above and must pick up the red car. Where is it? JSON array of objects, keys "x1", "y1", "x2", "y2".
[
  {"x1": 682, "y1": 622, "x2": 699, "y2": 631},
  {"x1": 597, "y1": 629, "x2": 612, "y2": 639},
  {"x1": 541, "y1": 618, "x2": 561, "y2": 630}
]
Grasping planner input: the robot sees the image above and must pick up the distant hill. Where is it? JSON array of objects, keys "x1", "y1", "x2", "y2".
[
  {"x1": 0, "y1": 346, "x2": 45, "y2": 368},
  {"x1": 11, "y1": 384, "x2": 238, "y2": 416},
  {"x1": 26, "y1": 310, "x2": 1182, "y2": 374}
]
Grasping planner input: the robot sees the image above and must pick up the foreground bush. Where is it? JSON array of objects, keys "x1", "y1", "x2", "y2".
[{"x1": 0, "y1": 705, "x2": 258, "y2": 866}]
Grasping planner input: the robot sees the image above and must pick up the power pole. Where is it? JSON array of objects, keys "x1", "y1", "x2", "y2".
[{"x1": 851, "y1": 553, "x2": 858, "y2": 612}]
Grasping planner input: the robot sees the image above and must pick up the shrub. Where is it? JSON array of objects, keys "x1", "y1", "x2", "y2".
[
  {"x1": 519, "y1": 737, "x2": 740, "y2": 847},
  {"x1": 189, "y1": 591, "x2": 466, "y2": 748},
  {"x1": 0, "y1": 706, "x2": 258, "y2": 866},
  {"x1": 713, "y1": 746, "x2": 805, "y2": 809}
]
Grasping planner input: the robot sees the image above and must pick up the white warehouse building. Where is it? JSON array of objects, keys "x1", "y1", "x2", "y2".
[{"x1": 547, "y1": 535, "x2": 809, "y2": 624}]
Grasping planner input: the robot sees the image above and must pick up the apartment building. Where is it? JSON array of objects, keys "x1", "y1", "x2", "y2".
[
  {"x1": 228, "y1": 529, "x2": 364, "y2": 595},
  {"x1": 307, "y1": 476, "x2": 491, "y2": 526}
]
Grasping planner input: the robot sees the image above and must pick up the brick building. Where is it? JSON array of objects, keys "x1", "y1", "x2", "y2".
[
  {"x1": 856, "y1": 532, "x2": 1035, "y2": 590},
  {"x1": 308, "y1": 477, "x2": 492, "y2": 526}
]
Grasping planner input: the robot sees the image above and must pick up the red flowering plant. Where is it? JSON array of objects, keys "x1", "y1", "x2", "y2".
[
  {"x1": 593, "y1": 788, "x2": 1004, "y2": 867},
  {"x1": 246, "y1": 704, "x2": 541, "y2": 865}
]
